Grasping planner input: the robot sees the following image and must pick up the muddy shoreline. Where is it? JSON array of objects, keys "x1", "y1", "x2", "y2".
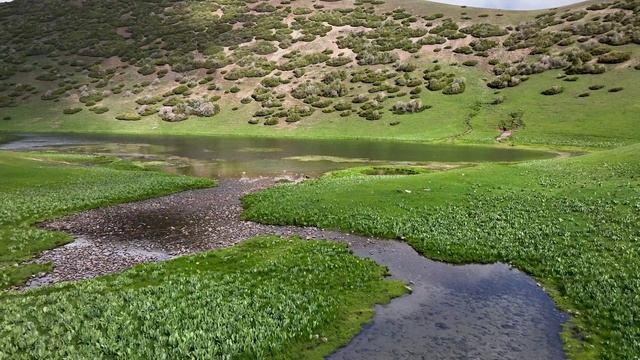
[{"x1": 23, "y1": 177, "x2": 568, "y2": 359}]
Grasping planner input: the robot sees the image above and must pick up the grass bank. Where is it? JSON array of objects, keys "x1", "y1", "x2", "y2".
[
  {"x1": 0, "y1": 236, "x2": 405, "y2": 359},
  {"x1": 2, "y1": 65, "x2": 638, "y2": 151},
  {"x1": 243, "y1": 144, "x2": 640, "y2": 359},
  {"x1": 0, "y1": 151, "x2": 213, "y2": 289}
]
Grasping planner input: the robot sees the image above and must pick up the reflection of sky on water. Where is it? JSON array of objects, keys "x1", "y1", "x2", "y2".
[{"x1": 429, "y1": 0, "x2": 583, "y2": 10}]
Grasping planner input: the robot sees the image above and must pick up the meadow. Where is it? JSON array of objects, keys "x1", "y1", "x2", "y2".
[
  {"x1": 0, "y1": 236, "x2": 405, "y2": 359},
  {"x1": 0, "y1": 151, "x2": 213, "y2": 289},
  {"x1": 242, "y1": 143, "x2": 640, "y2": 359}
]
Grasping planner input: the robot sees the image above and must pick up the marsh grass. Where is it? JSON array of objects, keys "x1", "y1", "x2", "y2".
[
  {"x1": 243, "y1": 144, "x2": 640, "y2": 359},
  {"x1": 0, "y1": 152, "x2": 213, "y2": 288},
  {"x1": 0, "y1": 236, "x2": 405, "y2": 359}
]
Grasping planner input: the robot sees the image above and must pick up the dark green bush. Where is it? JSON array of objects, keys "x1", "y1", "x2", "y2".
[
  {"x1": 89, "y1": 106, "x2": 109, "y2": 114},
  {"x1": 172, "y1": 85, "x2": 189, "y2": 95},
  {"x1": 541, "y1": 85, "x2": 564, "y2": 95},
  {"x1": 460, "y1": 23, "x2": 508, "y2": 38},
  {"x1": 597, "y1": 51, "x2": 631, "y2": 64},
  {"x1": 63, "y1": 107, "x2": 82, "y2": 114},
  {"x1": 115, "y1": 113, "x2": 142, "y2": 121}
]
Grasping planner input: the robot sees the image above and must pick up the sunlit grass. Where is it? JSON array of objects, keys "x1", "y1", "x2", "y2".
[{"x1": 243, "y1": 144, "x2": 640, "y2": 359}]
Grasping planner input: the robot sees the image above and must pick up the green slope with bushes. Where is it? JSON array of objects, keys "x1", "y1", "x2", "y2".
[{"x1": 0, "y1": 0, "x2": 638, "y2": 148}]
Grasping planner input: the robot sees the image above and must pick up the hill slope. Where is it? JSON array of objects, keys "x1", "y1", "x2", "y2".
[{"x1": 0, "y1": 0, "x2": 638, "y2": 147}]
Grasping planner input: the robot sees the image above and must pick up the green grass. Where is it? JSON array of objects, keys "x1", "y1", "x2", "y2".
[
  {"x1": 464, "y1": 65, "x2": 640, "y2": 149},
  {"x1": 242, "y1": 144, "x2": 640, "y2": 360},
  {"x1": 0, "y1": 152, "x2": 213, "y2": 289},
  {"x1": 0, "y1": 236, "x2": 405, "y2": 359},
  {"x1": 3, "y1": 63, "x2": 639, "y2": 151}
]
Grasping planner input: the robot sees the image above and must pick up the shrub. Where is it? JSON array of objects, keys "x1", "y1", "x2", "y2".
[
  {"x1": 470, "y1": 39, "x2": 497, "y2": 52},
  {"x1": 453, "y1": 46, "x2": 473, "y2": 55},
  {"x1": 334, "y1": 101, "x2": 352, "y2": 111},
  {"x1": 137, "y1": 64, "x2": 156, "y2": 76},
  {"x1": 442, "y1": 78, "x2": 466, "y2": 95},
  {"x1": 63, "y1": 107, "x2": 82, "y2": 114},
  {"x1": 136, "y1": 95, "x2": 163, "y2": 105},
  {"x1": 541, "y1": 86, "x2": 563, "y2": 95},
  {"x1": 326, "y1": 57, "x2": 352, "y2": 67},
  {"x1": 137, "y1": 105, "x2": 157, "y2": 116},
  {"x1": 264, "y1": 118, "x2": 279, "y2": 126},
  {"x1": 248, "y1": 118, "x2": 259, "y2": 125},
  {"x1": 597, "y1": 51, "x2": 631, "y2": 64},
  {"x1": 396, "y1": 63, "x2": 416, "y2": 72},
  {"x1": 609, "y1": 87, "x2": 623, "y2": 93},
  {"x1": 285, "y1": 113, "x2": 301, "y2": 123},
  {"x1": 187, "y1": 99, "x2": 220, "y2": 117},
  {"x1": 115, "y1": 113, "x2": 142, "y2": 121},
  {"x1": 172, "y1": 85, "x2": 189, "y2": 95},
  {"x1": 391, "y1": 99, "x2": 427, "y2": 114},
  {"x1": 589, "y1": 84, "x2": 605, "y2": 90},
  {"x1": 158, "y1": 106, "x2": 188, "y2": 122},
  {"x1": 89, "y1": 106, "x2": 109, "y2": 114},
  {"x1": 463, "y1": 60, "x2": 478, "y2": 67},
  {"x1": 460, "y1": 23, "x2": 508, "y2": 38},
  {"x1": 578, "y1": 92, "x2": 590, "y2": 97},
  {"x1": 261, "y1": 77, "x2": 282, "y2": 88}
]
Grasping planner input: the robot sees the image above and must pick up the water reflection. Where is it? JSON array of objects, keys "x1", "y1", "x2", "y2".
[{"x1": 1, "y1": 133, "x2": 556, "y2": 178}]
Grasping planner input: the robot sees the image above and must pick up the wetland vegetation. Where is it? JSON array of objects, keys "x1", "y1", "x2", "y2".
[{"x1": 0, "y1": 0, "x2": 639, "y2": 358}]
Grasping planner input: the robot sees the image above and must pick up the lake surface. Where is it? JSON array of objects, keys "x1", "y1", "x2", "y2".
[
  {"x1": 0, "y1": 133, "x2": 555, "y2": 178},
  {"x1": 429, "y1": 0, "x2": 584, "y2": 10}
]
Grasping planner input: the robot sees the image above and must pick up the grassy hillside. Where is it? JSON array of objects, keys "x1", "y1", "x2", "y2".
[
  {"x1": 243, "y1": 143, "x2": 640, "y2": 359},
  {"x1": 0, "y1": 0, "x2": 638, "y2": 147},
  {"x1": 0, "y1": 152, "x2": 213, "y2": 288}
]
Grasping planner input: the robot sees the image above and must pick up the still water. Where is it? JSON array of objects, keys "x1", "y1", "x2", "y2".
[{"x1": 0, "y1": 133, "x2": 555, "y2": 178}]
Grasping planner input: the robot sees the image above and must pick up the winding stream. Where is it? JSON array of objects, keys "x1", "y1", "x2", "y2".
[{"x1": 1, "y1": 134, "x2": 567, "y2": 359}]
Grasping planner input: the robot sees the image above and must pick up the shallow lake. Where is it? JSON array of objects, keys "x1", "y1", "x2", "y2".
[{"x1": 0, "y1": 133, "x2": 556, "y2": 178}]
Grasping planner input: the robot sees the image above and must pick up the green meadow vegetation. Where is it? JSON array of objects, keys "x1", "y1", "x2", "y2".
[
  {"x1": 0, "y1": 236, "x2": 405, "y2": 359},
  {"x1": 0, "y1": 151, "x2": 213, "y2": 289},
  {"x1": 243, "y1": 144, "x2": 640, "y2": 359},
  {"x1": 0, "y1": 0, "x2": 638, "y2": 148},
  {"x1": 0, "y1": 0, "x2": 639, "y2": 358}
]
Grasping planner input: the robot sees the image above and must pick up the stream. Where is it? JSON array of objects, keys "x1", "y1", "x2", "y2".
[{"x1": 1, "y1": 134, "x2": 568, "y2": 359}]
